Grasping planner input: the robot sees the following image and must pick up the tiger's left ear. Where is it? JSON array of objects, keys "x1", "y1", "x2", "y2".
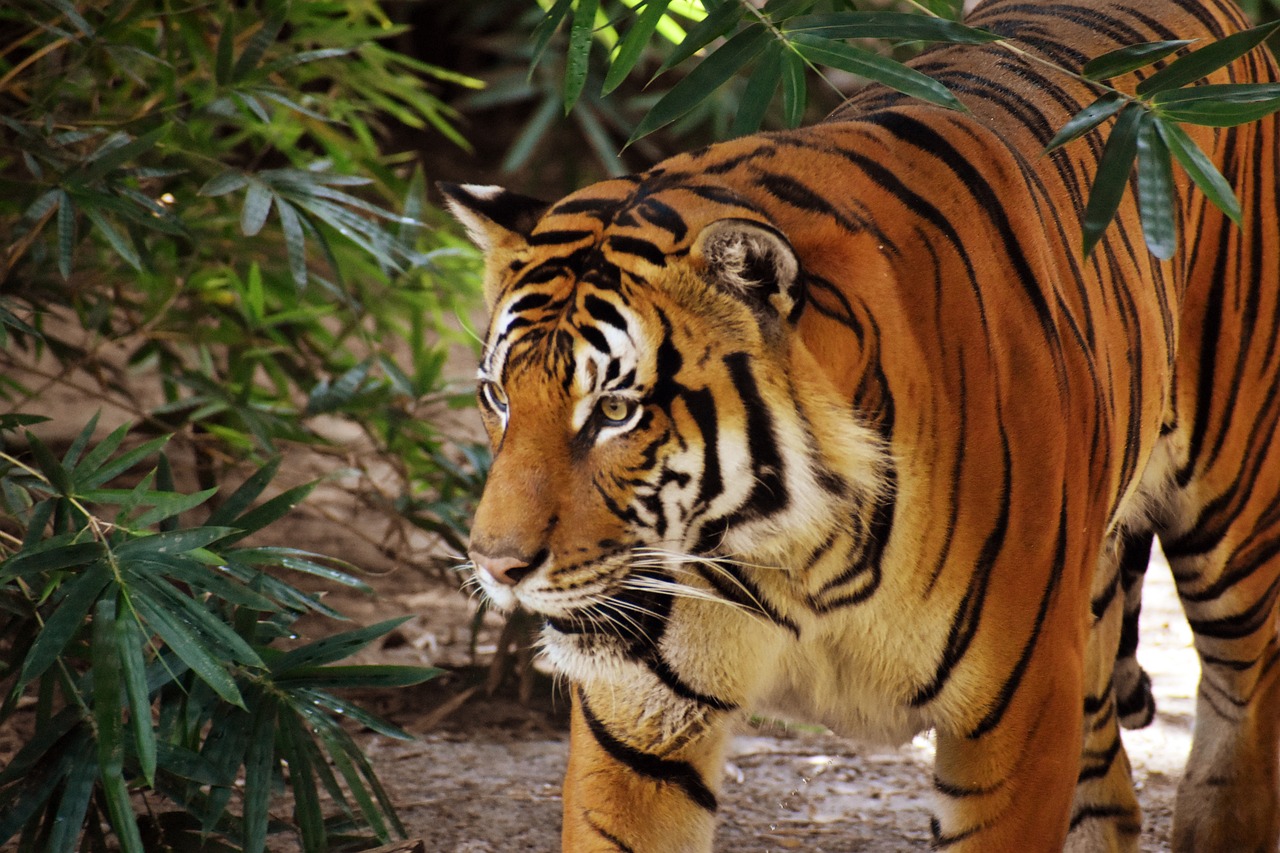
[
  {"x1": 693, "y1": 218, "x2": 804, "y2": 322},
  {"x1": 438, "y1": 182, "x2": 549, "y2": 252}
]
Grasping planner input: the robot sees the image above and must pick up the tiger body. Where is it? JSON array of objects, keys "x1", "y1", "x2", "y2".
[{"x1": 444, "y1": 0, "x2": 1280, "y2": 849}]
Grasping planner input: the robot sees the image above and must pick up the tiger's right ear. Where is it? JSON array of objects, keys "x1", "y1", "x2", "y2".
[{"x1": 438, "y1": 183, "x2": 549, "y2": 252}]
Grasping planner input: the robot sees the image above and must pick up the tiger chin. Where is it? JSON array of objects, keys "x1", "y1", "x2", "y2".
[{"x1": 442, "y1": 0, "x2": 1280, "y2": 849}]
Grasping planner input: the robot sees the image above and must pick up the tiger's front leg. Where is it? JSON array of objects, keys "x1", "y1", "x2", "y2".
[{"x1": 562, "y1": 686, "x2": 732, "y2": 853}]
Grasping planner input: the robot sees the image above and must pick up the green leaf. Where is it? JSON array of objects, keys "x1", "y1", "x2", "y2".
[
  {"x1": 1136, "y1": 20, "x2": 1280, "y2": 96},
  {"x1": 1081, "y1": 104, "x2": 1144, "y2": 259},
  {"x1": 82, "y1": 206, "x2": 142, "y2": 270},
  {"x1": 1082, "y1": 39, "x2": 1197, "y2": 81},
  {"x1": 1155, "y1": 117, "x2": 1242, "y2": 225},
  {"x1": 1153, "y1": 82, "x2": 1280, "y2": 126},
  {"x1": 731, "y1": 40, "x2": 782, "y2": 137},
  {"x1": 531, "y1": 0, "x2": 575, "y2": 74},
  {"x1": 25, "y1": 430, "x2": 72, "y2": 494},
  {"x1": 101, "y1": 760, "x2": 146, "y2": 853},
  {"x1": 242, "y1": 692, "x2": 278, "y2": 853},
  {"x1": 18, "y1": 562, "x2": 112, "y2": 686},
  {"x1": 0, "y1": 539, "x2": 102, "y2": 580},
  {"x1": 313, "y1": 724, "x2": 389, "y2": 842},
  {"x1": 241, "y1": 181, "x2": 274, "y2": 237},
  {"x1": 659, "y1": 1, "x2": 744, "y2": 73},
  {"x1": 46, "y1": 736, "x2": 97, "y2": 853},
  {"x1": 78, "y1": 125, "x2": 168, "y2": 184},
  {"x1": 131, "y1": 592, "x2": 244, "y2": 707},
  {"x1": 298, "y1": 688, "x2": 416, "y2": 740},
  {"x1": 277, "y1": 712, "x2": 325, "y2": 853},
  {"x1": 92, "y1": 596, "x2": 124, "y2": 776},
  {"x1": 129, "y1": 571, "x2": 264, "y2": 667},
  {"x1": 80, "y1": 435, "x2": 168, "y2": 488},
  {"x1": 790, "y1": 33, "x2": 966, "y2": 112},
  {"x1": 56, "y1": 190, "x2": 75, "y2": 279},
  {"x1": 631, "y1": 26, "x2": 771, "y2": 142},
  {"x1": 212, "y1": 480, "x2": 315, "y2": 546},
  {"x1": 275, "y1": 198, "x2": 309, "y2": 287},
  {"x1": 73, "y1": 422, "x2": 130, "y2": 485},
  {"x1": 780, "y1": 48, "x2": 807, "y2": 128},
  {"x1": 1045, "y1": 92, "x2": 1127, "y2": 153},
  {"x1": 199, "y1": 170, "x2": 249, "y2": 197},
  {"x1": 232, "y1": 11, "x2": 286, "y2": 82},
  {"x1": 783, "y1": 12, "x2": 1001, "y2": 45},
  {"x1": 215, "y1": 13, "x2": 235, "y2": 85},
  {"x1": 275, "y1": 664, "x2": 442, "y2": 690},
  {"x1": 130, "y1": 487, "x2": 218, "y2": 528},
  {"x1": 115, "y1": 527, "x2": 238, "y2": 559},
  {"x1": 564, "y1": 0, "x2": 600, "y2": 112},
  {"x1": 605, "y1": 0, "x2": 674, "y2": 94},
  {"x1": 206, "y1": 458, "x2": 281, "y2": 527},
  {"x1": 272, "y1": 617, "x2": 411, "y2": 673},
  {"x1": 117, "y1": 610, "x2": 157, "y2": 786}
]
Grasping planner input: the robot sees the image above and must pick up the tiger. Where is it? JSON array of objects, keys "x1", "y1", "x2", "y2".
[{"x1": 441, "y1": 0, "x2": 1280, "y2": 847}]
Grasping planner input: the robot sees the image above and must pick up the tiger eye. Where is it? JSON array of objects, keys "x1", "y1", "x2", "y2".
[
  {"x1": 481, "y1": 381, "x2": 508, "y2": 413},
  {"x1": 599, "y1": 397, "x2": 634, "y2": 424}
]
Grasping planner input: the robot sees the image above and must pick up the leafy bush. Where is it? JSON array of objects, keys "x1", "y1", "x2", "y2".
[
  {"x1": 0, "y1": 0, "x2": 491, "y2": 849},
  {"x1": 0, "y1": 418, "x2": 438, "y2": 852},
  {"x1": 530, "y1": 0, "x2": 1280, "y2": 258}
]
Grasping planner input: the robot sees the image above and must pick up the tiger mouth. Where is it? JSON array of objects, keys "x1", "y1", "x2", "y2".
[{"x1": 543, "y1": 568, "x2": 675, "y2": 648}]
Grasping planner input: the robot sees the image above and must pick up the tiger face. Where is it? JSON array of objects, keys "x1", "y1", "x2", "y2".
[{"x1": 446, "y1": 180, "x2": 886, "y2": 687}]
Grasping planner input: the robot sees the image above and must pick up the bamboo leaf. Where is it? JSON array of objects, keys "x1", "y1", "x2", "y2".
[
  {"x1": 731, "y1": 40, "x2": 782, "y2": 137},
  {"x1": 46, "y1": 736, "x2": 97, "y2": 853},
  {"x1": 212, "y1": 480, "x2": 315, "y2": 545},
  {"x1": 659, "y1": 1, "x2": 744, "y2": 73},
  {"x1": 82, "y1": 206, "x2": 142, "y2": 271},
  {"x1": 115, "y1": 527, "x2": 238, "y2": 559},
  {"x1": 781, "y1": 47, "x2": 807, "y2": 128},
  {"x1": 1153, "y1": 82, "x2": 1280, "y2": 126},
  {"x1": 276, "y1": 198, "x2": 309, "y2": 287},
  {"x1": 790, "y1": 33, "x2": 966, "y2": 112},
  {"x1": 92, "y1": 596, "x2": 124, "y2": 776},
  {"x1": 78, "y1": 125, "x2": 168, "y2": 185},
  {"x1": 79, "y1": 435, "x2": 168, "y2": 488},
  {"x1": 215, "y1": 13, "x2": 235, "y2": 85},
  {"x1": 1155, "y1": 117, "x2": 1242, "y2": 224},
  {"x1": 299, "y1": 688, "x2": 416, "y2": 740},
  {"x1": 0, "y1": 540, "x2": 103, "y2": 580},
  {"x1": 128, "y1": 571, "x2": 264, "y2": 667},
  {"x1": 605, "y1": 0, "x2": 674, "y2": 94},
  {"x1": 783, "y1": 12, "x2": 1001, "y2": 45},
  {"x1": 277, "y1": 712, "x2": 325, "y2": 853},
  {"x1": 232, "y1": 11, "x2": 286, "y2": 82},
  {"x1": 18, "y1": 563, "x2": 112, "y2": 686},
  {"x1": 631, "y1": 26, "x2": 771, "y2": 142},
  {"x1": 73, "y1": 422, "x2": 131, "y2": 484},
  {"x1": 100, "y1": 763, "x2": 146, "y2": 853},
  {"x1": 130, "y1": 487, "x2": 218, "y2": 528},
  {"x1": 1045, "y1": 92, "x2": 1127, "y2": 153},
  {"x1": 1136, "y1": 20, "x2": 1280, "y2": 96},
  {"x1": 1082, "y1": 39, "x2": 1197, "y2": 81},
  {"x1": 242, "y1": 692, "x2": 277, "y2": 853},
  {"x1": 1081, "y1": 104, "x2": 1144, "y2": 259},
  {"x1": 199, "y1": 170, "x2": 249, "y2": 197},
  {"x1": 275, "y1": 664, "x2": 442, "y2": 690},
  {"x1": 272, "y1": 617, "x2": 411, "y2": 673},
  {"x1": 132, "y1": 592, "x2": 244, "y2": 707},
  {"x1": 564, "y1": 0, "x2": 600, "y2": 112},
  {"x1": 117, "y1": 610, "x2": 157, "y2": 786},
  {"x1": 206, "y1": 458, "x2": 282, "y2": 526},
  {"x1": 25, "y1": 430, "x2": 72, "y2": 494},
  {"x1": 240, "y1": 181, "x2": 274, "y2": 237},
  {"x1": 531, "y1": 0, "x2": 575, "y2": 73},
  {"x1": 56, "y1": 190, "x2": 75, "y2": 279}
]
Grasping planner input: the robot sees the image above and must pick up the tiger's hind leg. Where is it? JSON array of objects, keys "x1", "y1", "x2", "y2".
[
  {"x1": 1063, "y1": 530, "x2": 1151, "y2": 852},
  {"x1": 1162, "y1": 533, "x2": 1280, "y2": 853}
]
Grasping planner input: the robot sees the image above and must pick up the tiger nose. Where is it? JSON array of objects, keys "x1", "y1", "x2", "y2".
[{"x1": 470, "y1": 551, "x2": 537, "y2": 587}]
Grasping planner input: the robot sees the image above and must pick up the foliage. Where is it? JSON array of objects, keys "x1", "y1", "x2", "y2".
[
  {"x1": 0, "y1": 418, "x2": 439, "y2": 852},
  {"x1": 0, "y1": 0, "x2": 491, "y2": 849},
  {"x1": 531, "y1": 0, "x2": 1280, "y2": 259},
  {"x1": 0, "y1": 0, "x2": 486, "y2": 569}
]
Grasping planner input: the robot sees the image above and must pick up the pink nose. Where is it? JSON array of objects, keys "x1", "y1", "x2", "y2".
[{"x1": 470, "y1": 551, "x2": 537, "y2": 587}]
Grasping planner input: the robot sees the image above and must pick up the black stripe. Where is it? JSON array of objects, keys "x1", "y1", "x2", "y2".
[{"x1": 578, "y1": 691, "x2": 718, "y2": 812}]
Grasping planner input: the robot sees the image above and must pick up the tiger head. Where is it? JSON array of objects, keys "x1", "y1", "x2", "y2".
[{"x1": 442, "y1": 178, "x2": 888, "y2": 684}]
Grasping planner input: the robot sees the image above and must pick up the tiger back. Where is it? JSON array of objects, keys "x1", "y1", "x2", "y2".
[{"x1": 443, "y1": 0, "x2": 1280, "y2": 849}]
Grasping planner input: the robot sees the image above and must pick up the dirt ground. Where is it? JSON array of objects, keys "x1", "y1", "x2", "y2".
[{"x1": 339, "y1": 545, "x2": 1198, "y2": 853}]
